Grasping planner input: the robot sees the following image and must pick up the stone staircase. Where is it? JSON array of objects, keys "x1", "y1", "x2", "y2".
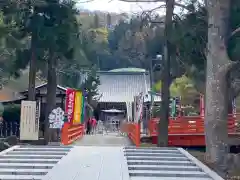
[
  {"x1": 124, "y1": 147, "x2": 222, "y2": 180},
  {"x1": 0, "y1": 145, "x2": 72, "y2": 180}
]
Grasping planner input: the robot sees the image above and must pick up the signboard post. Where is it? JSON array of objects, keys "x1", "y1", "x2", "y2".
[
  {"x1": 134, "y1": 92, "x2": 144, "y2": 123},
  {"x1": 20, "y1": 101, "x2": 40, "y2": 140}
]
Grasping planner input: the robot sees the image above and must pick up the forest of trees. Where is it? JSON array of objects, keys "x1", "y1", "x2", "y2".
[{"x1": 0, "y1": 0, "x2": 240, "y2": 178}]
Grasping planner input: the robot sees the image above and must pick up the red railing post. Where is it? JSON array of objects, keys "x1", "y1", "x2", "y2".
[
  {"x1": 61, "y1": 122, "x2": 70, "y2": 145},
  {"x1": 61, "y1": 122, "x2": 85, "y2": 145},
  {"x1": 135, "y1": 123, "x2": 140, "y2": 147}
]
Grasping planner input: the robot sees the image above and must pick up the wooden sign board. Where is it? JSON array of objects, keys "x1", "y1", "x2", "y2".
[{"x1": 20, "y1": 101, "x2": 40, "y2": 140}]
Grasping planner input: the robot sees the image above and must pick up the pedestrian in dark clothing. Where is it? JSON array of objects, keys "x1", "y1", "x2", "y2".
[{"x1": 86, "y1": 118, "x2": 92, "y2": 135}]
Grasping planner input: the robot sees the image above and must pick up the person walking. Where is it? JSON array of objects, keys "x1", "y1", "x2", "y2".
[
  {"x1": 91, "y1": 117, "x2": 97, "y2": 134},
  {"x1": 86, "y1": 118, "x2": 92, "y2": 135}
]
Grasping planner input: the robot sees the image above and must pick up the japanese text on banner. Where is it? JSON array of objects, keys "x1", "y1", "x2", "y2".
[{"x1": 65, "y1": 89, "x2": 76, "y2": 123}]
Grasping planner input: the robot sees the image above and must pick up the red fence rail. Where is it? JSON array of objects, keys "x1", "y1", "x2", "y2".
[
  {"x1": 149, "y1": 116, "x2": 237, "y2": 136},
  {"x1": 148, "y1": 115, "x2": 238, "y2": 146},
  {"x1": 121, "y1": 122, "x2": 140, "y2": 147},
  {"x1": 61, "y1": 122, "x2": 84, "y2": 145}
]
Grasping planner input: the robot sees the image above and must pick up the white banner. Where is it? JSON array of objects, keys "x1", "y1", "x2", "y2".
[
  {"x1": 20, "y1": 101, "x2": 39, "y2": 140},
  {"x1": 134, "y1": 92, "x2": 144, "y2": 123},
  {"x1": 126, "y1": 102, "x2": 133, "y2": 121},
  {"x1": 49, "y1": 107, "x2": 65, "y2": 129}
]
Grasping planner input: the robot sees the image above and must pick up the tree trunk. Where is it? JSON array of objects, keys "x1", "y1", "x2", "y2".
[
  {"x1": 205, "y1": 0, "x2": 231, "y2": 177},
  {"x1": 44, "y1": 53, "x2": 57, "y2": 144},
  {"x1": 157, "y1": 0, "x2": 175, "y2": 147},
  {"x1": 27, "y1": 31, "x2": 37, "y2": 101}
]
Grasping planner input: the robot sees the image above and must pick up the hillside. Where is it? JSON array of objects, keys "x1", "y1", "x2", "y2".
[{"x1": 77, "y1": 9, "x2": 129, "y2": 29}]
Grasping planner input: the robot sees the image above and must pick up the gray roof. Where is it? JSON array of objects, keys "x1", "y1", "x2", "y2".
[
  {"x1": 97, "y1": 72, "x2": 148, "y2": 102},
  {"x1": 78, "y1": 70, "x2": 161, "y2": 103},
  {"x1": 94, "y1": 71, "x2": 161, "y2": 103},
  {"x1": 20, "y1": 83, "x2": 67, "y2": 94}
]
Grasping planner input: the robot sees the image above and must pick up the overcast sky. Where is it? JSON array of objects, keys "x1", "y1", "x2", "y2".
[{"x1": 76, "y1": 0, "x2": 166, "y2": 14}]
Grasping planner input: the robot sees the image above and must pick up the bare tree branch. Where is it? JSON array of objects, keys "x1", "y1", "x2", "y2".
[
  {"x1": 230, "y1": 26, "x2": 240, "y2": 37},
  {"x1": 75, "y1": 0, "x2": 97, "y2": 3},
  {"x1": 118, "y1": 0, "x2": 193, "y2": 11}
]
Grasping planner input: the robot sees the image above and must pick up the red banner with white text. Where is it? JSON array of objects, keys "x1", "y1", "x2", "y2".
[{"x1": 65, "y1": 88, "x2": 76, "y2": 123}]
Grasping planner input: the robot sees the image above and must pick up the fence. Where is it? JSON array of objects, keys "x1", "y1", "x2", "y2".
[
  {"x1": 121, "y1": 122, "x2": 140, "y2": 147},
  {"x1": 0, "y1": 122, "x2": 20, "y2": 138},
  {"x1": 61, "y1": 122, "x2": 84, "y2": 145},
  {"x1": 0, "y1": 121, "x2": 58, "y2": 139},
  {"x1": 148, "y1": 115, "x2": 239, "y2": 146},
  {"x1": 148, "y1": 116, "x2": 238, "y2": 137}
]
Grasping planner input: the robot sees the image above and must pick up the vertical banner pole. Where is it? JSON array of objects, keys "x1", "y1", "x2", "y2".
[
  {"x1": 200, "y1": 94, "x2": 205, "y2": 118},
  {"x1": 232, "y1": 98, "x2": 236, "y2": 118}
]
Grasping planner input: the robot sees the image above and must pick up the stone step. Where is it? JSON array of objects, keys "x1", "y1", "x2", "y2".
[
  {"x1": 17, "y1": 147, "x2": 72, "y2": 152},
  {"x1": 126, "y1": 156, "x2": 188, "y2": 161},
  {"x1": 124, "y1": 153, "x2": 185, "y2": 157},
  {"x1": 124, "y1": 147, "x2": 179, "y2": 152},
  {"x1": 7, "y1": 151, "x2": 67, "y2": 156},
  {"x1": 0, "y1": 155, "x2": 63, "y2": 159},
  {"x1": 0, "y1": 159, "x2": 59, "y2": 164},
  {"x1": 130, "y1": 177, "x2": 213, "y2": 180},
  {"x1": 19, "y1": 145, "x2": 73, "y2": 149},
  {"x1": 128, "y1": 164, "x2": 200, "y2": 171},
  {"x1": 127, "y1": 160, "x2": 193, "y2": 166},
  {"x1": 0, "y1": 163, "x2": 54, "y2": 169},
  {"x1": 124, "y1": 147, "x2": 178, "y2": 150},
  {"x1": 0, "y1": 175, "x2": 42, "y2": 180},
  {"x1": 0, "y1": 168, "x2": 48, "y2": 175},
  {"x1": 129, "y1": 170, "x2": 209, "y2": 178},
  {"x1": 124, "y1": 150, "x2": 181, "y2": 154}
]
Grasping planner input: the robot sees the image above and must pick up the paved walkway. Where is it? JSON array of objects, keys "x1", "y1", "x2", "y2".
[
  {"x1": 74, "y1": 133, "x2": 132, "y2": 146},
  {"x1": 43, "y1": 146, "x2": 223, "y2": 180},
  {"x1": 43, "y1": 146, "x2": 129, "y2": 180}
]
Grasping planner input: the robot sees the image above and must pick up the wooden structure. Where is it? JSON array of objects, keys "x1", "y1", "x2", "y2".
[
  {"x1": 148, "y1": 115, "x2": 240, "y2": 146},
  {"x1": 20, "y1": 83, "x2": 67, "y2": 123},
  {"x1": 20, "y1": 83, "x2": 66, "y2": 107}
]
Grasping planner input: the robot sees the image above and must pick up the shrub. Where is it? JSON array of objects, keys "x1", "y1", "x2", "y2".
[{"x1": 2, "y1": 104, "x2": 21, "y2": 123}]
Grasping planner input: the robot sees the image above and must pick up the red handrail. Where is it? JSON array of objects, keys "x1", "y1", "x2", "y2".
[
  {"x1": 121, "y1": 122, "x2": 140, "y2": 147},
  {"x1": 148, "y1": 115, "x2": 238, "y2": 136},
  {"x1": 61, "y1": 122, "x2": 84, "y2": 145}
]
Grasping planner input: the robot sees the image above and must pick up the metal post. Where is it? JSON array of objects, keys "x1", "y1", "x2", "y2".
[{"x1": 150, "y1": 58, "x2": 154, "y2": 105}]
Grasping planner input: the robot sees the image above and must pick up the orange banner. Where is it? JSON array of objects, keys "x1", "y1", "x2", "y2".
[{"x1": 73, "y1": 91, "x2": 83, "y2": 124}]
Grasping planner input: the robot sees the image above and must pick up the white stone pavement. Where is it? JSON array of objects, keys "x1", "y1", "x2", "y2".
[
  {"x1": 74, "y1": 133, "x2": 132, "y2": 146},
  {"x1": 42, "y1": 146, "x2": 130, "y2": 180}
]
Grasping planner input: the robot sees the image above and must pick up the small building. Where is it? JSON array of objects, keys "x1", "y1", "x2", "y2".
[
  {"x1": 83, "y1": 69, "x2": 161, "y2": 122},
  {"x1": 20, "y1": 83, "x2": 67, "y2": 123},
  {"x1": 0, "y1": 87, "x2": 25, "y2": 104}
]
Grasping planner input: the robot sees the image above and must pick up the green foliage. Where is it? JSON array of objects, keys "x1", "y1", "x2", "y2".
[
  {"x1": 172, "y1": 1, "x2": 240, "y2": 94},
  {"x1": 153, "y1": 75, "x2": 198, "y2": 105},
  {"x1": 81, "y1": 66, "x2": 101, "y2": 104},
  {"x1": 107, "y1": 16, "x2": 167, "y2": 73},
  {"x1": 2, "y1": 104, "x2": 21, "y2": 123},
  {"x1": 172, "y1": 4, "x2": 207, "y2": 92}
]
